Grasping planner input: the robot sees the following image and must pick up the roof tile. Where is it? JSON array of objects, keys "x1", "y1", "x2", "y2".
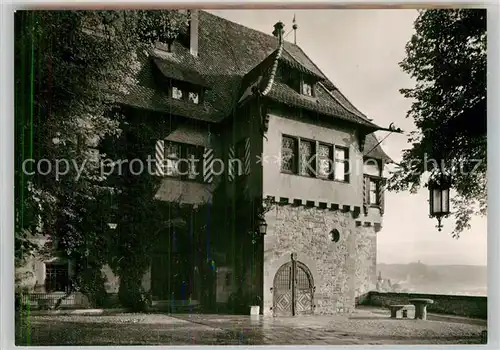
[{"x1": 119, "y1": 10, "x2": 390, "y2": 159}]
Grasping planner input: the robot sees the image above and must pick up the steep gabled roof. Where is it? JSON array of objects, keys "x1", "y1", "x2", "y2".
[{"x1": 117, "y1": 10, "x2": 391, "y2": 159}]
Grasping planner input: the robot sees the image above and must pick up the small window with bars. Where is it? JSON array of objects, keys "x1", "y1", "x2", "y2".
[
  {"x1": 299, "y1": 139, "x2": 315, "y2": 176},
  {"x1": 317, "y1": 143, "x2": 333, "y2": 178},
  {"x1": 281, "y1": 136, "x2": 298, "y2": 173}
]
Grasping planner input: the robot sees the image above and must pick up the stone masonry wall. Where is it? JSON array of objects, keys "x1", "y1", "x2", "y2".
[{"x1": 263, "y1": 204, "x2": 377, "y2": 316}]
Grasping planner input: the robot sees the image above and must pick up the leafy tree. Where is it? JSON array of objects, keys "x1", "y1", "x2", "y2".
[
  {"x1": 388, "y1": 9, "x2": 486, "y2": 237},
  {"x1": 15, "y1": 10, "x2": 189, "y2": 306}
]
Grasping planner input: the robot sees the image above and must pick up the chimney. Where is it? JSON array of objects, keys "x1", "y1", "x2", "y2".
[
  {"x1": 189, "y1": 10, "x2": 199, "y2": 57},
  {"x1": 272, "y1": 21, "x2": 285, "y2": 45}
]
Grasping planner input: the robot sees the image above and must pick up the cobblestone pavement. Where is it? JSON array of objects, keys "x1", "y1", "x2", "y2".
[{"x1": 15, "y1": 307, "x2": 487, "y2": 345}]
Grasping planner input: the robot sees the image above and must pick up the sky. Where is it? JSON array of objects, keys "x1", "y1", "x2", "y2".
[{"x1": 209, "y1": 9, "x2": 487, "y2": 266}]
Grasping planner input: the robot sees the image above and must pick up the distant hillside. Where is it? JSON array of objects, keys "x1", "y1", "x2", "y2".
[{"x1": 376, "y1": 262, "x2": 487, "y2": 296}]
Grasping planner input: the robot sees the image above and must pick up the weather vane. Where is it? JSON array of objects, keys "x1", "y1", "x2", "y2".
[{"x1": 292, "y1": 14, "x2": 298, "y2": 45}]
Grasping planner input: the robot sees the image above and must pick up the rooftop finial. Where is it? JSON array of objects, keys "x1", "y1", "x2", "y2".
[
  {"x1": 272, "y1": 21, "x2": 285, "y2": 44},
  {"x1": 292, "y1": 14, "x2": 298, "y2": 45}
]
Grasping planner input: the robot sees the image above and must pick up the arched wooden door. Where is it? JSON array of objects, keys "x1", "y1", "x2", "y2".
[{"x1": 272, "y1": 255, "x2": 314, "y2": 316}]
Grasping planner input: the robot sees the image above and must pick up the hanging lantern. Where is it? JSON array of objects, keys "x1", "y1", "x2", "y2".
[
  {"x1": 257, "y1": 214, "x2": 268, "y2": 235},
  {"x1": 428, "y1": 174, "x2": 451, "y2": 231}
]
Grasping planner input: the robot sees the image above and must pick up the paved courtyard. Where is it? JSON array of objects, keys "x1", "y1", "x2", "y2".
[{"x1": 15, "y1": 307, "x2": 487, "y2": 345}]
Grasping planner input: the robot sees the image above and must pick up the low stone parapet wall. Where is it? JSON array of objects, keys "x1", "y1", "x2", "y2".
[{"x1": 358, "y1": 291, "x2": 487, "y2": 319}]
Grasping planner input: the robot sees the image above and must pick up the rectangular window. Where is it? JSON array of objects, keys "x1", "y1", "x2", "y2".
[
  {"x1": 281, "y1": 136, "x2": 298, "y2": 173},
  {"x1": 188, "y1": 92, "x2": 199, "y2": 104},
  {"x1": 280, "y1": 135, "x2": 351, "y2": 183},
  {"x1": 165, "y1": 142, "x2": 181, "y2": 177},
  {"x1": 299, "y1": 140, "x2": 315, "y2": 176},
  {"x1": 164, "y1": 141, "x2": 203, "y2": 181},
  {"x1": 369, "y1": 179, "x2": 379, "y2": 205},
  {"x1": 302, "y1": 81, "x2": 314, "y2": 97},
  {"x1": 184, "y1": 145, "x2": 202, "y2": 180},
  {"x1": 317, "y1": 143, "x2": 333, "y2": 178},
  {"x1": 172, "y1": 86, "x2": 184, "y2": 100},
  {"x1": 334, "y1": 147, "x2": 349, "y2": 182},
  {"x1": 45, "y1": 262, "x2": 70, "y2": 293}
]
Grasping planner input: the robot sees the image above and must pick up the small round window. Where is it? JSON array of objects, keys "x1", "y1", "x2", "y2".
[{"x1": 330, "y1": 229, "x2": 340, "y2": 243}]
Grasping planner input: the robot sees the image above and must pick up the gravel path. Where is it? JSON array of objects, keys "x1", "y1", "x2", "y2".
[{"x1": 15, "y1": 309, "x2": 487, "y2": 346}]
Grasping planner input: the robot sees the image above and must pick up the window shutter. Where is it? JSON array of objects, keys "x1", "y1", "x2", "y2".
[
  {"x1": 155, "y1": 140, "x2": 165, "y2": 176},
  {"x1": 228, "y1": 146, "x2": 235, "y2": 182},
  {"x1": 203, "y1": 147, "x2": 214, "y2": 183},
  {"x1": 378, "y1": 179, "x2": 386, "y2": 215},
  {"x1": 244, "y1": 137, "x2": 251, "y2": 175}
]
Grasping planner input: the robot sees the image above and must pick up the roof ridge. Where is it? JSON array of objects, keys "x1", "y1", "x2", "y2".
[
  {"x1": 287, "y1": 44, "x2": 371, "y2": 121},
  {"x1": 281, "y1": 48, "x2": 323, "y2": 79},
  {"x1": 288, "y1": 44, "x2": 329, "y2": 80},
  {"x1": 331, "y1": 87, "x2": 370, "y2": 120},
  {"x1": 203, "y1": 10, "x2": 280, "y2": 46}
]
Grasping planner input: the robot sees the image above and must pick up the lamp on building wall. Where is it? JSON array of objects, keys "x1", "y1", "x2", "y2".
[
  {"x1": 428, "y1": 174, "x2": 451, "y2": 231},
  {"x1": 257, "y1": 214, "x2": 268, "y2": 235}
]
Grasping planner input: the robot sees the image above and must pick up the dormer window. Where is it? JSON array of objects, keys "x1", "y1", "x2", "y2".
[
  {"x1": 170, "y1": 84, "x2": 202, "y2": 104},
  {"x1": 301, "y1": 81, "x2": 314, "y2": 97}
]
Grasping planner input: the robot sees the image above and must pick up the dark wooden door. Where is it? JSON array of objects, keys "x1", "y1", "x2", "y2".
[
  {"x1": 273, "y1": 258, "x2": 314, "y2": 316},
  {"x1": 151, "y1": 228, "x2": 193, "y2": 301},
  {"x1": 294, "y1": 262, "x2": 314, "y2": 315},
  {"x1": 273, "y1": 262, "x2": 293, "y2": 316}
]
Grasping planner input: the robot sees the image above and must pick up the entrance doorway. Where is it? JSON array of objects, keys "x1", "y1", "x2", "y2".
[
  {"x1": 273, "y1": 255, "x2": 314, "y2": 316},
  {"x1": 151, "y1": 227, "x2": 194, "y2": 301}
]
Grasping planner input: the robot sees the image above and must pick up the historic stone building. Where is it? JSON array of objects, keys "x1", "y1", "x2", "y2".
[{"x1": 19, "y1": 10, "x2": 393, "y2": 316}]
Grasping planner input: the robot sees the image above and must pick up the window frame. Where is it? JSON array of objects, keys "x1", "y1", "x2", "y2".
[
  {"x1": 164, "y1": 141, "x2": 204, "y2": 182},
  {"x1": 280, "y1": 134, "x2": 350, "y2": 183},
  {"x1": 280, "y1": 135, "x2": 299, "y2": 174},
  {"x1": 369, "y1": 178, "x2": 379, "y2": 205},
  {"x1": 44, "y1": 261, "x2": 70, "y2": 293},
  {"x1": 300, "y1": 80, "x2": 315, "y2": 97},
  {"x1": 333, "y1": 146, "x2": 350, "y2": 183},
  {"x1": 317, "y1": 142, "x2": 333, "y2": 179},
  {"x1": 298, "y1": 138, "x2": 316, "y2": 177},
  {"x1": 365, "y1": 174, "x2": 384, "y2": 207},
  {"x1": 299, "y1": 72, "x2": 316, "y2": 97},
  {"x1": 169, "y1": 81, "x2": 203, "y2": 105},
  {"x1": 164, "y1": 141, "x2": 181, "y2": 178}
]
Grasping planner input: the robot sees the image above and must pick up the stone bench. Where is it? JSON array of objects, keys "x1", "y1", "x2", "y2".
[
  {"x1": 389, "y1": 304, "x2": 414, "y2": 318},
  {"x1": 409, "y1": 298, "x2": 434, "y2": 320}
]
